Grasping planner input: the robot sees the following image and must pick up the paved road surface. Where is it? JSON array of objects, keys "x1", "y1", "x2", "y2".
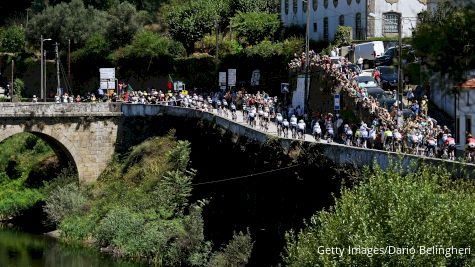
[{"x1": 212, "y1": 109, "x2": 320, "y2": 142}]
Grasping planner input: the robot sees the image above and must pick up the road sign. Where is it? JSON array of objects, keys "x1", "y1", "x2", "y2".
[
  {"x1": 219, "y1": 72, "x2": 226, "y2": 85},
  {"x1": 99, "y1": 68, "x2": 115, "y2": 90},
  {"x1": 99, "y1": 68, "x2": 115, "y2": 80},
  {"x1": 334, "y1": 94, "x2": 340, "y2": 111},
  {"x1": 228, "y1": 69, "x2": 236, "y2": 86},
  {"x1": 281, "y1": 83, "x2": 289, "y2": 93}
]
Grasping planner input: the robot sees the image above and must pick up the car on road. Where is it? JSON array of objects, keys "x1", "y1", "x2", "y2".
[
  {"x1": 356, "y1": 75, "x2": 378, "y2": 88},
  {"x1": 375, "y1": 45, "x2": 416, "y2": 66},
  {"x1": 374, "y1": 66, "x2": 398, "y2": 90},
  {"x1": 366, "y1": 87, "x2": 411, "y2": 117}
]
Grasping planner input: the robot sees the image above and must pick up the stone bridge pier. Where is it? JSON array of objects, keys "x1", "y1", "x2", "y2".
[{"x1": 0, "y1": 103, "x2": 122, "y2": 183}]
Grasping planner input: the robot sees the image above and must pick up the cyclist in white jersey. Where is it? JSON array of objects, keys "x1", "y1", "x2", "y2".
[
  {"x1": 313, "y1": 123, "x2": 322, "y2": 141},
  {"x1": 297, "y1": 119, "x2": 306, "y2": 139}
]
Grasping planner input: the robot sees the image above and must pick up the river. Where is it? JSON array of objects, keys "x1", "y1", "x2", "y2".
[{"x1": 0, "y1": 226, "x2": 146, "y2": 267}]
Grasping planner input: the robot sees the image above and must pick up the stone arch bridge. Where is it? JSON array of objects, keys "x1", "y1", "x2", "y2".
[{"x1": 0, "y1": 103, "x2": 472, "y2": 183}]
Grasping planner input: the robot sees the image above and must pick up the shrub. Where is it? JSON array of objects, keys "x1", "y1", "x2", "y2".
[
  {"x1": 209, "y1": 229, "x2": 254, "y2": 267},
  {"x1": 283, "y1": 164, "x2": 475, "y2": 266},
  {"x1": 44, "y1": 183, "x2": 86, "y2": 224}
]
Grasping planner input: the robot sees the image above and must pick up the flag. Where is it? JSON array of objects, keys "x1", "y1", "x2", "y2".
[
  {"x1": 127, "y1": 84, "x2": 133, "y2": 92},
  {"x1": 168, "y1": 74, "x2": 174, "y2": 90}
]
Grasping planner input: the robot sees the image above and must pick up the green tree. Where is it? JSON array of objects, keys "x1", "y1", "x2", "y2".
[
  {"x1": 230, "y1": 11, "x2": 280, "y2": 46},
  {"x1": 332, "y1": 25, "x2": 352, "y2": 47},
  {"x1": 412, "y1": 5, "x2": 475, "y2": 82},
  {"x1": 105, "y1": 1, "x2": 147, "y2": 50},
  {"x1": 0, "y1": 25, "x2": 26, "y2": 53},
  {"x1": 163, "y1": 0, "x2": 220, "y2": 54},
  {"x1": 12, "y1": 78, "x2": 24, "y2": 98},
  {"x1": 284, "y1": 164, "x2": 475, "y2": 266},
  {"x1": 26, "y1": 0, "x2": 108, "y2": 48}
]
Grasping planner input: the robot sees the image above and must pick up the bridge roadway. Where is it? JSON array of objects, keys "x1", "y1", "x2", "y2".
[{"x1": 124, "y1": 103, "x2": 475, "y2": 178}]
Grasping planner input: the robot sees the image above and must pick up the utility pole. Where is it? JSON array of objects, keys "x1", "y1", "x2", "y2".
[
  {"x1": 304, "y1": 0, "x2": 311, "y2": 114},
  {"x1": 215, "y1": 18, "x2": 219, "y2": 58},
  {"x1": 41, "y1": 35, "x2": 44, "y2": 101},
  {"x1": 11, "y1": 60, "x2": 14, "y2": 101},
  {"x1": 397, "y1": 15, "x2": 402, "y2": 126},
  {"x1": 68, "y1": 38, "x2": 71, "y2": 85},
  {"x1": 55, "y1": 42, "x2": 61, "y2": 97}
]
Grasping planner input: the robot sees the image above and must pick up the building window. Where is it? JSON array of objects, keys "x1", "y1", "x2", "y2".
[
  {"x1": 313, "y1": 22, "x2": 317, "y2": 32},
  {"x1": 355, "y1": 12, "x2": 362, "y2": 39},
  {"x1": 356, "y1": 0, "x2": 360, "y2": 3},
  {"x1": 324, "y1": 17, "x2": 329, "y2": 42},
  {"x1": 285, "y1": 0, "x2": 289, "y2": 14},
  {"x1": 324, "y1": 0, "x2": 328, "y2": 9},
  {"x1": 339, "y1": 15, "x2": 344, "y2": 25},
  {"x1": 303, "y1": 0, "x2": 307, "y2": 12},
  {"x1": 383, "y1": 12, "x2": 400, "y2": 34},
  {"x1": 293, "y1": 0, "x2": 297, "y2": 13},
  {"x1": 347, "y1": 0, "x2": 351, "y2": 4},
  {"x1": 313, "y1": 0, "x2": 318, "y2": 11},
  {"x1": 333, "y1": 0, "x2": 338, "y2": 7}
]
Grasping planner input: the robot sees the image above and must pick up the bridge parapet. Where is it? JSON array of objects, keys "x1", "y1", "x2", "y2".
[
  {"x1": 0, "y1": 102, "x2": 122, "y2": 117},
  {"x1": 122, "y1": 103, "x2": 475, "y2": 178}
]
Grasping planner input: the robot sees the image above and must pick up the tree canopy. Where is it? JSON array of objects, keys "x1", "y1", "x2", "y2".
[
  {"x1": 230, "y1": 11, "x2": 280, "y2": 45},
  {"x1": 412, "y1": 5, "x2": 475, "y2": 82}
]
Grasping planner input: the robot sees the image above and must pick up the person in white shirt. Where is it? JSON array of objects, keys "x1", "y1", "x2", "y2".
[{"x1": 357, "y1": 56, "x2": 364, "y2": 71}]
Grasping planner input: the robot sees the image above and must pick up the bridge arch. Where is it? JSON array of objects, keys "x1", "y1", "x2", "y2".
[{"x1": 0, "y1": 115, "x2": 120, "y2": 183}]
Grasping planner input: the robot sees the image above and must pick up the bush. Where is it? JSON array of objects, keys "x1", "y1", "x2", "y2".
[
  {"x1": 209, "y1": 229, "x2": 254, "y2": 267},
  {"x1": 283, "y1": 163, "x2": 475, "y2": 266},
  {"x1": 59, "y1": 213, "x2": 97, "y2": 242},
  {"x1": 245, "y1": 40, "x2": 283, "y2": 58},
  {"x1": 44, "y1": 183, "x2": 87, "y2": 224},
  {"x1": 0, "y1": 25, "x2": 25, "y2": 53}
]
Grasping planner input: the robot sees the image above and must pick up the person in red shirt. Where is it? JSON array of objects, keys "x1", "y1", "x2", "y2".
[
  {"x1": 373, "y1": 68, "x2": 381, "y2": 85},
  {"x1": 444, "y1": 134, "x2": 456, "y2": 160}
]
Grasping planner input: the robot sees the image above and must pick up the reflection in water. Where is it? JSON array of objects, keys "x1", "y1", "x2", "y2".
[{"x1": 0, "y1": 226, "x2": 145, "y2": 267}]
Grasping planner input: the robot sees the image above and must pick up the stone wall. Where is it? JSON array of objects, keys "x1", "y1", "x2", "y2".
[{"x1": 0, "y1": 103, "x2": 122, "y2": 183}]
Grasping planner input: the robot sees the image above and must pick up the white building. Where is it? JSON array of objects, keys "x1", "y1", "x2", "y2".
[
  {"x1": 280, "y1": 0, "x2": 427, "y2": 42},
  {"x1": 280, "y1": 0, "x2": 367, "y2": 42},
  {"x1": 367, "y1": 0, "x2": 427, "y2": 38},
  {"x1": 430, "y1": 72, "x2": 475, "y2": 147}
]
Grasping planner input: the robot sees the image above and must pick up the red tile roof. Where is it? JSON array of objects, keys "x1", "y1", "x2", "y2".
[{"x1": 459, "y1": 78, "x2": 475, "y2": 89}]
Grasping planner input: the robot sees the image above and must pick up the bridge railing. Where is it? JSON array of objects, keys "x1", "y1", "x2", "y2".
[{"x1": 0, "y1": 102, "x2": 122, "y2": 117}]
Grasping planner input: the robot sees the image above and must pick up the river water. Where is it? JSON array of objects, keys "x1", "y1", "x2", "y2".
[{"x1": 0, "y1": 226, "x2": 145, "y2": 267}]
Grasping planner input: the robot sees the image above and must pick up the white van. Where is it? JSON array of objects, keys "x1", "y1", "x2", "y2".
[{"x1": 353, "y1": 41, "x2": 385, "y2": 62}]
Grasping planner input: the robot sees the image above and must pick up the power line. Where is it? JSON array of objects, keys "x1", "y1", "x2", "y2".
[{"x1": 192, "y1": 164, "x2": 301, "y2": 186}]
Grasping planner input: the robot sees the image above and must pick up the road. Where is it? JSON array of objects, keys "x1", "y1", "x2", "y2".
[{"x1": 212, "y1": 109, "x2": 319, "y2": 142}]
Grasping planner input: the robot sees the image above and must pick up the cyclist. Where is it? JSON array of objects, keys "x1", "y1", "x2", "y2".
[
  {"x1": 290, "y1": 115, "x2": 298, "y2": 138},
  {"x1": 465, "y1": 134, "x2": 475, "y2": 162},
  {"x1": 393, "y1": 129, "x2": 403, "y2": 152},
  {"x1": 325, "y1": 121, "x2": 334, "y2": 143},
  {"x1": 344, "y1": 124, "x2": 353, "y2": 146},
  {"x1": 282, "y1": 119, "x2": 290, "y2": 138},
  {"x1": 275, "y1": 113, "x2": 283, "y2": 135},
  {"x1": 230, "y1": 102, "x2": 237, "y2": 120},
  {"x1": 444, "y1": 134, "x2": 456, "y2": 160},
  {"x1": 426, "y1": 135, "x2": 437, "y2": 157},
  {"x1": 297, "y1": 119, "x2": 306, "y2": 139},
  {"x1": 383, "y1": 127, "x2": 393, "y2": 151},
  {"x1": 313, "y1": 122, "x2": 322, "y2": 141},
  {"x1": 360, "y1": 126, "x2": 369, "y2": 148}
]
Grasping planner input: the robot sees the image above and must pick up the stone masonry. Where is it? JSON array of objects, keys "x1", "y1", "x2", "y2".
[{"x1": 0, "y1": 103, "x2": 121, "y2": 183}]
